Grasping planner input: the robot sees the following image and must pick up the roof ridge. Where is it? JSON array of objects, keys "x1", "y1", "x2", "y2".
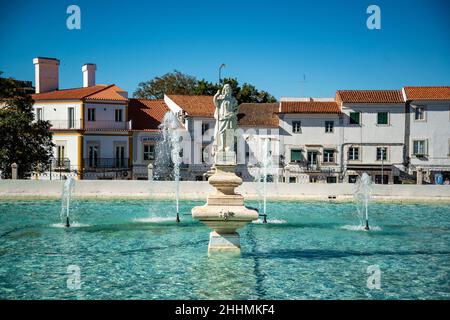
[
  {"x1": 33, "y1": 85, "x2": 106, "y2": 94},
  {"x1": 337, "y1": 89, "x2": 401, "y2": 92},
  {"x1": 130, "y1": 98, "x2": 165, "y2": 101},
  {"x1": 404, "y1": 85, "x2": 450, "y2": 88},
  {"x1": 83, "y1": 84, "x2": 116, "y2": 99}
]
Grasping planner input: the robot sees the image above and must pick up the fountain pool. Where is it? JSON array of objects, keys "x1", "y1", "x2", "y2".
[{"x1": 0, "y1": 199, "x2": 449, "y2": 299}]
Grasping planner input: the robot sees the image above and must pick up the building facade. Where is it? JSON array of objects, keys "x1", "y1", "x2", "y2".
[
  {"x1": 31, "y1": 57, "x2": 131, "y2": 180},
  {"x1": 336, "y1": 90, "x2": 406, "y2": 184},
  {"x1": 24, "y1": 57, "x2": 450, "y2": 184},
  {"x1": 403, "y1": 86, "x2": 450, "y2": 184}
]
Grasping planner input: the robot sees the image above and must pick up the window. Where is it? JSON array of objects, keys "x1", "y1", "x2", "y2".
[
  {"x1": 115, "y1": 109, "x2": 123, "y2": 122},
  {"x1": 115, "y1": 145, "x2": 125, "y2": 168},
  {"x1": 68, "y1": 107, "x2": 75, "y2": 128},
  {"x1": 376, "y1": 147, "x2": 387, "y2": 161},
  {"x1": 325, "y1": 121, "x2": 334, "y2": 133},
  {"x1": 290, "y1": 149, "x2": 303, "y2": 163},
  {"x1": 348, "y1": 175, "x2": 358, "y2": 183},
  {"x1": 88, "y1": 145, "x2": 99, "y2": 168},
  {"x1": 349, "y1": 112, "x2": 360, "y2": 125},
  {"x1": 414, "y1": 106, "x2": 425, "y2": 120},
  {"x1": 36, "y1": 108, "x2": 43, "y2": 121},
  {"x1": 375, "y1": 175, "x2": 389, "y2": 184},
  {"x1": 56, "y1": 144, "x2": 65, "y2": 167},
  {"x1": 201, "y1": 123, "x2": 209, "y2": 135},
  {"x1": 327, "y1": 176, "x2": 337, "y2": 183},
  {"x1": 143, "y1": 144, "x2": 155, "y2": 161},
  {"x1": 413, "y1": 140, "x2": 427, "y2": 156},
  {"x1": 88, "y1": 108, "x2": 96, "y2": 121},
  {"x1": 348, "y1": 147, "x2": 359, "y2": 161},
  {"x1": 289, "y1": 177, "x2": 296, "y2": 183},
  {"x1": 292, "y1": 121, "x2": 302, "y2": 133},
  {"x1": 377, "y1": 112, "x2": 388, "y2": 125},
  {"x1": 307, "y1": 151, "x2": 318, "y2": 165},
  {"x1": 323, "y1": 149, "x2": 335, "y2": 163}
]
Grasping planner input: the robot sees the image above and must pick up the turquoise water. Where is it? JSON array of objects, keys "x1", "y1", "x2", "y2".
[{"x1": 0, "y1": 199, "x2": 449, "y2": 299}]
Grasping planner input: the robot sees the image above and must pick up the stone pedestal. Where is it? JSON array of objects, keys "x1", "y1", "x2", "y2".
[
  {"x1": 208, "y1": 231, "x2": 240, "y2": 252},
  {"x1": 192, "y1": 162, "x2": 259, "y2": 253}
]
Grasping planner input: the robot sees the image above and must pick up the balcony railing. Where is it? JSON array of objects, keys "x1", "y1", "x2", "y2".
[
  {"x1": 44, "y1": 120, "x2": 131, "y2": 130},
  {"x1": 84, "y1": 158, "x2": 129, "y2": 169},
  {"x1": 85, "y1": 120, "x2": 131, "y2": 131},
  {"x1": 50, "y1": 157, "x2": 71, "y2": 171},
  {"x1": 48, "y1": 119, "x2": 82, "y2": 130},
  {"x1": 305, "y1": 164, "x2": 321, "y2": 171}
]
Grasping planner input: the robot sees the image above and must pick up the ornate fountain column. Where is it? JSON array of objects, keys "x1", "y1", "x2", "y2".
[{"x1": 192, "y1": 84, "x2": 258, "y2": 253}]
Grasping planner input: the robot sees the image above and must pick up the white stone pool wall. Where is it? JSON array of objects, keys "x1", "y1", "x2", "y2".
[{"x1": 0, "y1": 180, "x2": 449, "y2": 202}]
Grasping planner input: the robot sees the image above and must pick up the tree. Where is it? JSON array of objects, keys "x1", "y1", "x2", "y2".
[
  {"x1": 0, "y1": 74, "x2": 54, "y2": 178},
  {"x1": 134, "y1": 71, "x2": 277, "y2": 104},
  {"x1": 134, "y1": 70, "x2": 198, "y2": 99}
]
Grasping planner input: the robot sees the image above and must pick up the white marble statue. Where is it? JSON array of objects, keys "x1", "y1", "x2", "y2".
[{"x1": 213, "y1": 84, "x2": 238, "y2": 152}]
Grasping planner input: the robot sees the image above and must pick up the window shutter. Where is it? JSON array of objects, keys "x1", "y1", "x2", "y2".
[
  {"x1": 378, "y1": 112, "x2": 388, "y2": 124},
  {"x1": 291, "y1": 150, "x2": 301, "y2": 161},
  {"x1": 350, "y1": 112, "x2": 360, "y2": 124}
]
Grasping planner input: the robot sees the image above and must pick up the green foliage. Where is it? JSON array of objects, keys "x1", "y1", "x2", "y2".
[
  {"x1": 134, "y1": 71, "x2": 277, "y2": 104},
  {"x1": 0, "y1": 74, "x2": 54, "y2": 178},
  {"x1": 134, "y1": 70, "x2": 197, "y2": 99}
]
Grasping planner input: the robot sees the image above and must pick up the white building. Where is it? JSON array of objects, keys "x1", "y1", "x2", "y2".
[
  {"x1": 161, "y1": 96, "x2": 281, "y2": 181},
  {"x1": 31, "y1": 57, "x2": 131, "y2": 180},
  {"x1": 336, "y1": 90, "x2": 406, "y2": 184},
  {"x1": 236, "y1": 103, "x2": 281, "y2": 182},
  {"x1": 128, "y1": 98, "x2": 169, "y2": 180},
  {"x1": 278, "y1": 98, "x2": 343, "y2": 183},
  {"x1": 403, "y1": 86, "x2": 450, "y2": 184},
  {"x1": 164, "y1": 95, "x2": 216, "y2": 180}
]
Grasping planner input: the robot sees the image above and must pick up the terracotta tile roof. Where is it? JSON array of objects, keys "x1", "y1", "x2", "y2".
[
  {"x1": 403, "y1": 86, "x2": 450, "y2": 100},
  {"x1": 85, "y1": 85, "x2": 128, "y2": 101},
  {"x1": 237, "y1": 103, "x2": 279, "y2": 127},
  {"x1": 279, "y1": 101, "x2": 341, "y2": 114},
  {"x1": 166, "y1": 95, "x2": 215, "y2": 117},
  {"x1": 32, "y1": 84, "x2": 127, "y2": 102},
  {"x1": 336, "y1": 90, "x2": 404, "y2": 104},
  {"x1": 128, "y1": 99, "x2": 169, "y2": 131}
]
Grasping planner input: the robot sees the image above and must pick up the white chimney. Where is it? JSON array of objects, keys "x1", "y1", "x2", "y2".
[
  {"x1": 82, "y1": 63, "x2": 96, "y2": 87},
  {"x1": 33, "y1": 57, "x2": 60, "y2": 93}
]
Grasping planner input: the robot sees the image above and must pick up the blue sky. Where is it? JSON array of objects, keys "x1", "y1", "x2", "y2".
[{"x1": 0, "y1": 0, "x2": 449, "y2": 99}]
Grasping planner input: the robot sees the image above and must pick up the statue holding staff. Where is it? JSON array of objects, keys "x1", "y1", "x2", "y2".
[{"x1": 213, "y1": 84, "x2": 238, "y2": 152}]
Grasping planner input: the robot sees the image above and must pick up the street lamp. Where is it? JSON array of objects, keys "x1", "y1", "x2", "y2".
[
  {"x1": 381, "y1": 147, "x2": 384, "y2": 184},
  {"x1": 219, "y1": 63, "x2": 226, "y2": 84}
]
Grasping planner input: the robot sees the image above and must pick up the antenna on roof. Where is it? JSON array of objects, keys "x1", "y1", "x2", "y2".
[{"x1": 298, "y1": 73, "x2": 308, "y2": 96}]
